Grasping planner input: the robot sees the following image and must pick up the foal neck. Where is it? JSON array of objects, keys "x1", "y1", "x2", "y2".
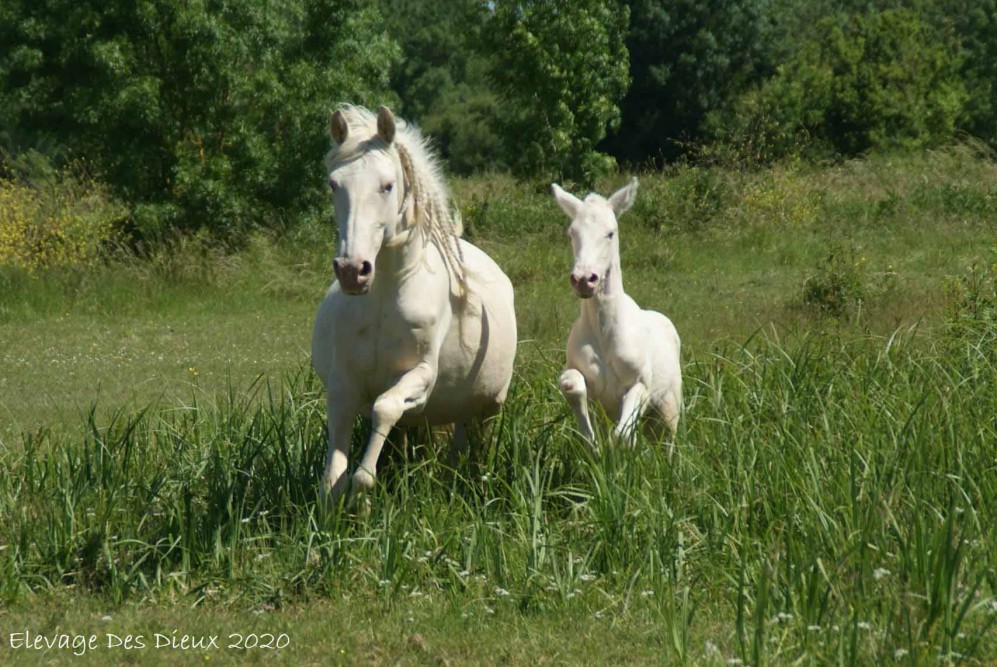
[{"x1": 581, "y1": 254, "x2": 626, "y2": 326}]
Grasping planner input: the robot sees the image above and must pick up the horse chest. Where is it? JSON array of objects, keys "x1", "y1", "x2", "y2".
[{"x1": 335, "y1": 295, "x2": 442, "y2": 382}]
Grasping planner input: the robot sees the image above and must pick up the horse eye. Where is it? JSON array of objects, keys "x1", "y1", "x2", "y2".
[
  {"x1": 329, "y1": 180, "x2": 339, "y2": 193},
  {"x1": 381, "y1": 182, "x2": 394, "y2": 194},
  {"x1": 607, "y1": 231, "x2": 615, "y2": 239}
]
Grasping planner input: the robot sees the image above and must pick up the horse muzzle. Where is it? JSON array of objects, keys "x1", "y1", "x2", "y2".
[
  {"x1": 334, "y1": 257, "x2": 374, "y2": 295},
  {"x1": 570, "y1": 271, "x2": 599, "y2": 299}
]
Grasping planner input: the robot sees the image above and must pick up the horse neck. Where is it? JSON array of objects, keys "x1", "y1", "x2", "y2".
[{"x1": 376, "y1": 223, "x2": 426, "y2": 285}]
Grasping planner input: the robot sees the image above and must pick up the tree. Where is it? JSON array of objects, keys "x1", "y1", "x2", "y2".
[
  {"x1": 0, "y1": 0, "x2": 399, "y2": 239},
  {"x1": 485, "y1": 0, "x2": 630, "y2": 183},
  {"x1": 723, "y1": 8, "x2": 966, "y2": 160},
  {"x1": 380, "y1": 0, "x2": 505, "y2": 174},
  {"x1": 937, "y1": 0, "x2": 997, "y2": 147},
  {"x1": 605, "y1": 0, "x2": 774, "y2": 165}
]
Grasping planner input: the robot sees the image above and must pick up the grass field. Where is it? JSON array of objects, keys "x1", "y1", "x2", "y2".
[{"x1": 0, "y1": 148, "x2": 994, "y2": 664}]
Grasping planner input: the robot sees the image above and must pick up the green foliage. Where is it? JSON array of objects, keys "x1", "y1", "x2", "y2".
[
  {"x1": 484, "y1": 0, "x2": 630, "y2": 183},
  {"x1": 381, "y1": 0, "x2": 505, "y2": 174},
  {"x1": 945, "y1": 260, "x2": 996, "y2": 358},
  {"x1": 608, "y1": 0, "x2": 774, "y2": 165},
  {"x1": 0, "y1": 0, "x2": 399, "y2": 240},
  {"x1": 0, "y1": 151, "x2": 127, "y2": 275},
  {"x1": 0, "y1": 329, "x2": 994, "y2": 662},
  {"x1": 800, "y1": 239, "x2": 867, "y2": 317},
  {"x1": 942, "y1": 0, "x2": 997, "y2": 147},
  {"x1": 724, "y1": 9, "x2": 966, "y2": 161}
]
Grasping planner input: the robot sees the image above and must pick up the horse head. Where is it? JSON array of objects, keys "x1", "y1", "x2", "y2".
[
  {"x1": 327, "y1": 106, "x2": 409, "y2": 295},
  {"x1": 551, "y1": 179, "x2": 638, "y2": 299}
]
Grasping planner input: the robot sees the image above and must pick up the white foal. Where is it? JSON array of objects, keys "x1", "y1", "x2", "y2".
[
  {"x1": 311, "y1": 105, "x2": 517, "y2": 504},
  {"x1": 552, "y1": 178, "x2": 682, "y2": 445}
]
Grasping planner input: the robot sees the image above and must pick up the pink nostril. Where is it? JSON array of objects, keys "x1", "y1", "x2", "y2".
[
  {"x1": 587, "y1": 273, "x2": 599, "y2": 285},
  {"x1": 358, "y1": 260, "x2": 372, "y2": 277}
]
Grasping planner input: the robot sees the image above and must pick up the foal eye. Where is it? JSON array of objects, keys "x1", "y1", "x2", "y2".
[
  {"x1": 607, "y1": 231, "x2": 615, "y2": 239},
  {"x1": 381, "y1": 182, "x2": 394, "y2": 194},
  {"x1": 329, "y1": 180, "x2": 339, "y2": 193}
]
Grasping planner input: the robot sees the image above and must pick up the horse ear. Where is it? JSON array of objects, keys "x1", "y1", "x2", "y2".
[
  {"x1": 609, "y1": 177, "x2": 638, "y2": 217},
  {"x1": 551, "y1": 183, "x2": 582, "y2": 219},
  {"x1": 330, "y1": 110, "x2": 349, "y2": 145},
  {"x1": 377, "y1": 106, "x2": 396, "y2": 144}
]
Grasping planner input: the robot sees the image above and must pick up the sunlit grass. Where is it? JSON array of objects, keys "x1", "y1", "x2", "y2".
[{"x1": 0, "y1": 149, "x2": 994, "y2": 663}]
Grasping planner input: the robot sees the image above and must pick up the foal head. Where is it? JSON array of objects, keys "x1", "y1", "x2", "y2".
[
  {"x1": 551, "y1": 179, "x2": 638, "y2": 299},
  {"x1": 326, "y1": 106, "x2": 408, "y2": 295}
]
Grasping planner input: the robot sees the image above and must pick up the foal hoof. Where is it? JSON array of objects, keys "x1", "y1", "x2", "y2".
[
  {"x1": 558, "y1": 369, "x2": 588, "y2": 398},
  {"x1": 351, "y1": 468, "x2": 376, "y2": 493}
]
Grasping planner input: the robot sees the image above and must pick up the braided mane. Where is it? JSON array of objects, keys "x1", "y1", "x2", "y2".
[{"x1": 325, "y1": 105, "x2": 467, "y2": 295}]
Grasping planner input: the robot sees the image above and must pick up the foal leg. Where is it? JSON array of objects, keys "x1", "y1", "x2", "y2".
[
  {"x1": 615, "y1": 382, "x2": 650, "y2": 446},
  {"x1": 559, "y1": 368, "x2": 595, "y2": 443},
  {"x1": 351, "y1": 362, "x2": 437, "y2": 498},
  {"x1": 657, "y1": 389, "x2": 681, "y2": 444}
]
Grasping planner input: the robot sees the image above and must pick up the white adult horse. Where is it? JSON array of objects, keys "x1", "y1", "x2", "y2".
[
  {"x1": 552, "y1": 178, "x2": 682, "y2": 445},
  {"x1": 312, "y1": 105, "x2": 517, "y2": 502}
]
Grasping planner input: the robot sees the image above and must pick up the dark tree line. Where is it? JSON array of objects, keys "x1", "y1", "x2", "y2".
[{"x1": 1, "y1": 0, "x2": 995, "y2": 238}]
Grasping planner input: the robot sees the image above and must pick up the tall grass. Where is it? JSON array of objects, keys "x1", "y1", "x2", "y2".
[
  {"x1": 1, "y1": 148, "x2": 994, "y2": 661},
  {"x1": 1, "y1": 322, "x2": 993, "y2": 663}
]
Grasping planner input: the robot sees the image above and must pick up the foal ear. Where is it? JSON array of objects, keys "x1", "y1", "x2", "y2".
[
  {"x1": 377, "y1": 106, "x2": 397, "y2": 144},
  {"x1": 330, "y1": 110, "x2": 349, "y2": 145},
  {"x1": 551, "y1": 183, "x2": 583, "y2": 219},
  {"x1": 609, "y1": 177, "x2": 639, "y2": 217}
]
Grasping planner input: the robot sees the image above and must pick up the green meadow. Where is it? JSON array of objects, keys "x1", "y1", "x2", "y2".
[{"x1": 0, "y1": 149, "x2": 994, "y2": 664}]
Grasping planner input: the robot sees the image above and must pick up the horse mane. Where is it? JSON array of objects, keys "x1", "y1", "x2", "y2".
[{"x1": 325, "y1": 105, "x2": 467, "y2": 294}]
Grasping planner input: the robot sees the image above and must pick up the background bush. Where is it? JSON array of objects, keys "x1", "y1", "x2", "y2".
[
  {"x1": 0, "y1": 0, "x2": 398, "y2": 241},
  {"x1": 0, "y1": 164, "x2": 125, "y2": 272},
  {"x1": 2, "y1": 1, "x2": 997, "y2": 241},
  {"x1": 484, "y1": 0, "x2": 630, "y2": 183}
]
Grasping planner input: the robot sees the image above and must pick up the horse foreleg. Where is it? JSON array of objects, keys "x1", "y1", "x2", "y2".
[
  {"x1": 352, "y1": 362, "x2": 436, "y2": 496},
  {"x1": 559, "y1": 368, "x2": 595, "y2": 444},
  {"x1": 615, "y1": 381, "x2": 649, "y2": 446},
  {"x1": 321, "y1": 387, "x2": 359, "y2": 505}
]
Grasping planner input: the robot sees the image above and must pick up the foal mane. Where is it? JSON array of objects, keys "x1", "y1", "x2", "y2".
[{"x1": 325, "y1": 105, "x2": 467, "y2": 295}]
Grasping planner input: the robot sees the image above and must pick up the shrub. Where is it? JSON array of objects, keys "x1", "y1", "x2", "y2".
[
  {"x1": 0, "y1": 172, "x2": 125, "y2": 273},
  {"x1": 801, "y1": 240, "x2": 866, "y2": 317}
]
